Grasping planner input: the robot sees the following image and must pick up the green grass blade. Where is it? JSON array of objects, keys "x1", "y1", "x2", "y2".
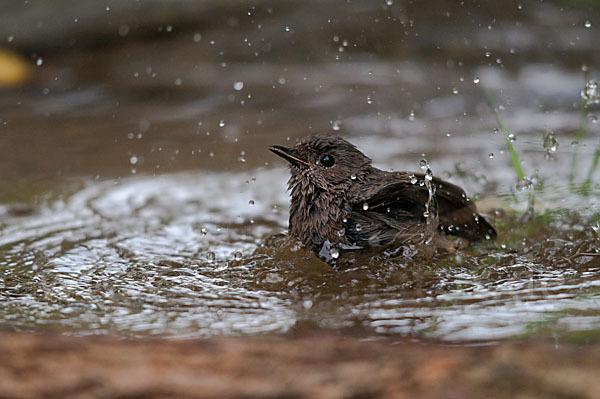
[
  {"x1": 483, "y1": 88, "x2": 524, "y2": 181},
  {"x1": 569, "y1": 101, "x2": 588, "y2": 187}
]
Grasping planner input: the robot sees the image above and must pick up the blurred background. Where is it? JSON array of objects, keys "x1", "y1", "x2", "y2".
[
  {"x1": 0, "y1": 0, "x2": 598, "y2": 192},
  {"x1": 1, "y1": 0, "x2": 600, "y2": 342}
]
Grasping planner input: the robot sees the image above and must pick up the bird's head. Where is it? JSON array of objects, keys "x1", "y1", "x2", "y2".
[{"x1": 270, "y1": 133, "x2": 372, "y2": 191}]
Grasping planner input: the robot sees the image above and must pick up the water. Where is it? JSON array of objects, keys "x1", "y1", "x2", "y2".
[
  {"x1": 1, "y1": 0, "x2": 600, "y2": 343},
  {"x1": 1, "y1": 168, "x2": 599, "y2": 342}
]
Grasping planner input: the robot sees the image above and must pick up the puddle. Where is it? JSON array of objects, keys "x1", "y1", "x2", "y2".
[{"x1": 1, "y1": 0, "x2": 599, "y2": 343}]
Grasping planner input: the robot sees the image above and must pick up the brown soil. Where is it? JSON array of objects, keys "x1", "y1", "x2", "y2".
[{"x1": 1, "y1": 331, "x2": 599, "y2": 399}]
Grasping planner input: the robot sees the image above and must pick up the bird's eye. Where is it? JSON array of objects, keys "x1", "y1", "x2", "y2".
[{"x1": 319, "y1": 154, "x2": 335, "y2": 167}]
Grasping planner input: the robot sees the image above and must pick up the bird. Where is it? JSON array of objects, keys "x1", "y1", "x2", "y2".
[{"x1": 269, "y1": 133, "x2": 496, "y2": 262}]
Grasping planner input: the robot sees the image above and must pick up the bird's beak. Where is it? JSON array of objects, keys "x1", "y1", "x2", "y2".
[{"x1": 269, "y1": 145, "x2": 313, "y2": 167}]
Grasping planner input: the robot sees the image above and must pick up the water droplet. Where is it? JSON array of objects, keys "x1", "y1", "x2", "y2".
[
  {"x1": 303, "y1": 300, "x2": 313, "y2": 309},
  {"x1": 515, "y1": 177, "x2": 533, "y2": 191},
  {"x1": 201, "y1": 228, "x2": 207, "y2": 235},
  {"x1": 219, "y1": 120, "x2": 225, "y2": 127},
  {"x1": 330, "y1": 247, "x2": 339, "y2": 259},
  {"x1": 342, "y1": 217, "x2": 348, "y2": 223},
  {"x1": 409, "y1": 110, "x2": 415, "y2": 121},
  {"x1": 36, "y1": 57, "x2": 43, "y2": 66},
  {"x1": 233, "y1": 251, "x2": 243, "y2": 261},
  {"x1": 193, "y1": 33, "x2": 202, "y2": 42},
  {"x1": 424, "y1": 168, "x2": 433, "y2": 182},
  {"x1": 118, "y1": 25, "x2": 129, "y2": 37},
  {"x1": 362, "y1": 203, "x2": 369, "y2": 211},
  {"x1": 206, "y1": 252, "x2": 216, "y2": 262},
  {"x1": 485, "y1": 51, "x2": 491, "y2": 57},
  {"x1": 332, "y1": 120, "x2": 341, "y2": 131},
  {"x1": 366, "y1": 95, "x2": 372, "y2": 104},
  {"x1": 249, "y1": 200, "x2": 255, "y2": 206},
  {"x1": 337, "y1": 228, "x2": 345, "y2": 237},
  {"x1": 419, "y1": 159, "x2": 429, "y2": 170},
  {"x1": 473, "y1": 77, "x2": 480, "y2": 84},
  {"x1": 446, "y1": 132, "x2": 451, "y2": 137},
  {"x1": 581, "y1": 80, "x2": 600, "y2": 106},
  {"x1": 493, "y1": 128, "x2": 499, "y2": 134},
  {"x1": 278, "y1": 77, "x2": 286, "y2": 85},
  {"x1": 355, "y1": 223, "x2": 362, "y2": 232},
  {"x1": 284, "y1": 26, "x2": 291, "y2": 32},
  {"x1": 386, "y1": 0, "x2": 393, "y2": 5},
  {"x1": 129, "y1": 155, "x2": 138, "y2": 165},
  {"x1": 543, "y1": 130, "x2": 559, "y2": 153},
  {"x1": 409, "y1": 174, "x2": 418, "y2": 184},
  {"x1": 507, "y1": 133, "x2": 516, "y2": 142},
  {"x1": 452, "y1": 87, "x2": 458, "y2": 94},
  {"x1": 488, "y1": 153, "x2": 494, "y2": 158},
  {"x1": 350, "y1": 173, "x2": 357, "y2": 180},
  {"x1": 585, "y1": 20, "x2": 592, "y2": 28},
  {"x1": 592, "y1": 221, "x2": 600, "y2": 237},
  {"x1": 233, "y1": 81, "x2": 244, "y2": 91}
]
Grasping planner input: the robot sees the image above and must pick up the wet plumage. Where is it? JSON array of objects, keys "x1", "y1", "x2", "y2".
[{"x1": 270, "y1": 133, "x2": 496, "y2": 259}]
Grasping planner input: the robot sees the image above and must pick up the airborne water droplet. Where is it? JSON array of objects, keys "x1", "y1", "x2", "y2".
[
  {"x1": 219, "y1": 120, "x2": 225, "y2": 127},
  {"x1": 419, "y1": 159, "x2": 429, "y2": 171},
  {"x1": 488, "y1": 153, "x2": 494, "y2": 158},
  {"x1": 473, "y1": 77, "x2": 480, "y2": 84},
  {"x1": 332, "y1": 120, "x2": 341, "y2": 131},
  {"x1": 543, "y1": 130, "x2": 559, "y2": 153},
  {"x1": 355, "y1": 223, "x2": 362, "y2": 231},
  {"x1": 507, "y1": 133, "x2": 516, "y2": 142},
  {"x1": 233, "y1": 81, "x2": 244, "y2": 91},
  {"x1": 249, "y1": 200, "x2": 255, "y2": 206},
  {"x1": 330, "y1": 247, "x2": 339, "y2": 259},
  {"x1": 350, "y1": 173, "x2": 357, "y2": 180},
  {"x1": 362, "y1": 203, "x2": 369, "y2": 211},
  {"x1": 581, "y1": 80, "x2": 600, "y2": 106},
  {"x1": 515, "y1": 177, "x2": 533, "y2": 191}
]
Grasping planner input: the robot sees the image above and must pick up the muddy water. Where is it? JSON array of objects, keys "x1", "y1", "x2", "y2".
[{"x1": 1, "y1": 1, "x2": 600, "y2": 342}]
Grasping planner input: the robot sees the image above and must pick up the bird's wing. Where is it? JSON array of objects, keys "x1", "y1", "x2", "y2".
[{"x1": 348, "y1": 173, "x2": 496, "y2": 242}]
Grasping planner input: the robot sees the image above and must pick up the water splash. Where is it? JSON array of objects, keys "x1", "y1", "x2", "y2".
[{"x1": 581, "y1": 80, "x2": 600, "y2": 106}]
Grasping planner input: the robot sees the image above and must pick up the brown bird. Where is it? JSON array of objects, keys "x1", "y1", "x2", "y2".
[{"x1": 270, "y1": 133, "x2": 496, "y2": 261}]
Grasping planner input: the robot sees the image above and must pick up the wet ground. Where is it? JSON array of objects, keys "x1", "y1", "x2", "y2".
[
  {"x1": 1, "y1": 0, "x2": 600, "y2": 356},
  {"x1": 3, "y1": 330, "x2": 600, "y2": 399}
]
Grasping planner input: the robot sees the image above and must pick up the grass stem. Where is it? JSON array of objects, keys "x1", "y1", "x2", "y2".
[
  {"x1": 483, "y1": 88, "x2": 524, "y2": 181},
  {"x1": 569, "y1": 101, "x2": 588, "y2": 188}
]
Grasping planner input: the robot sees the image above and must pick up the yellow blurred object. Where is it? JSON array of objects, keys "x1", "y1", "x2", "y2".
[{"x1": 0, "y1": 48, "x2": 31, "y2": 87}]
